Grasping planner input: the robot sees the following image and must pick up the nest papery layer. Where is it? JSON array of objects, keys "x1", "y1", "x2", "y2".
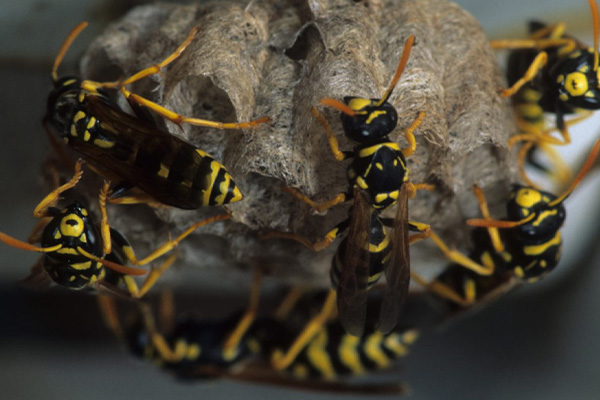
[{"x1": 74, "y1": 0, "x2": 518, "y2": 289}]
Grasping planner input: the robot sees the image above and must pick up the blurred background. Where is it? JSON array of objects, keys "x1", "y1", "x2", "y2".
[{"x1": 1, "y1": 0, "x2": 599, "y2": 399}]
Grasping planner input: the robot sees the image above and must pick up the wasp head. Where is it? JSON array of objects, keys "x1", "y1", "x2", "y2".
[
  {"x1": 552, "y1": 49, "x2": 600, "y2": 110},
  {"x1": 506, "y1": 185, "x2": 566, "y2": 244},
  {"x1": 340, "y1": 97, "x2": 398, "y2": 143},
  {"x1": 46, "y1": 76, "x2": 83, "y2": 137}
]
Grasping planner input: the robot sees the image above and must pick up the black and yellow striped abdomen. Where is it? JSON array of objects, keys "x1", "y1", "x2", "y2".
[{"x1": 287, "y1": 322, "x2": 418, "y2": 380}]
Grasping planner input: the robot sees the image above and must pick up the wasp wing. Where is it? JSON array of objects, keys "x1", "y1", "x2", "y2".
[
  {"x1": 336, "y1": 188, "x2": 371, "y2": 336},
  {"x1": 75, "y1": 96, "x2": 213, "y2": 209},
  {"x1": 18, "y1": 258, "x2": 53, "y2": 290},
  {"x1": 378, "y1": 184, "x2": 410, "y2": 334}
]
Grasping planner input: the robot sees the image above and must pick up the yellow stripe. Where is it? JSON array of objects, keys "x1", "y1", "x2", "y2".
[
  {"x1": 306, "y1": 329, "x2": 335, "y2": 379},
  {"x1": 364, "y1": 332, "x2": 391, "y2": 368},
  {"x1": 366, "y1": 110, "x2": 386, "y2": 124},
  {"x1": 533, "y1": 209, "x2": 557, "y2": 227},
  {"x1": 383, "y1": 333, "x2": 408, "y2": 356},
  {"x1": 358, "y1": 143, "x2": 400, "y2": 158},
  {"x1": 57, "y1": 248, "x2": 79, "y2": 255},
  {"x1": 158, "y1": 163, "x2": 170, "y2": 179},
  {"x1": 214, "y1": 171, "x2": 231, "y2": 205},
  {"x1": 74, "y1": 111, "x2": 86, "y2": 122},
  {"x1": 338, "y1": 334, "x2": 364, "y2": 374},
  {"x1": 71, "y1": 261, "x2": 92, "y2": 270},
  {"x1": 348, "y1": 98, "x2": 371, "y2": 111},
  {"x1": 523, "y1": 232, "x2": 561, "y2": 256},
  {"x1": 368, "y1": 272, "x2": 382, "y2": 283},
  {"x1": 93, "y1": 138, "x2": 115, "y2": 148},
  {"x1": 203, "y1": 161, "x2": 221, "y2": 205},
  {"x1": 368, "y1": 234, "x2": 389, "y2": 253}
]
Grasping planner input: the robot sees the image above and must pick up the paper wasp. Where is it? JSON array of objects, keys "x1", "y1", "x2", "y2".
[
  {"x1": 0, "y1": 160, "x2": 230, "y2": 296},
  {"x1": 46, "y1": 22, "x2": 269, "y2": 210},
  {"x1": 411, "y1": 139, "x2": 600, "y2": 308},
  {"x1": 98, "y1": 276, "x2": 417, "y2": 395},
  {"x1": 491, "y1": 0, "x2": 600, "y2": 187}
]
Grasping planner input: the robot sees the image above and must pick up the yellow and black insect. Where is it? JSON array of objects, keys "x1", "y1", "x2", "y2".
[
  {"x1": 491, "y1": 0, "x2": 600, "y2": 186},
  {"x1": 412, "y1": 139, "x2": 600, "y2": 308},
  {"x1": 0, "y1": 161, "x2": 230, "y2": 297},
  {"x1": 46, "y1": 22, "x2": 269, "y2": 209},
  {"x1": 273, "y1": 34, "x2": 430, "y2": 338},
  {"x1": 98, "y1": 282, "x2": 416, "y2": 395}
]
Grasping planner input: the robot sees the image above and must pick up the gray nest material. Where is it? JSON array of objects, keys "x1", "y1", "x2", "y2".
[{"x1": 75, "y1": 0, "x2": 518, "y2": 289}]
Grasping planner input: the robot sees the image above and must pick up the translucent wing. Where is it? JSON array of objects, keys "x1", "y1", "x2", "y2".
[{"x1": 378, "y1": 184, "x2": 410, "y2": 333}]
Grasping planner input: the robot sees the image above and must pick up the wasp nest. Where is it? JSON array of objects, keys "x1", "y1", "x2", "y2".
[{"x1": 72, "y1": 0, "x2": 517, "y2": 291}]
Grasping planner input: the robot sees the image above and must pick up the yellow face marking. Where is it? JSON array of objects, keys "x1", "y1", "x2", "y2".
[
  {"x1": 348, "y1": 98, "x2": 372, "y2": 112},
  {"x1": 375, "y1": 162, "x2": 384, "y2": 171},
  {"x1": 86, "y1": 117, "x2": 96, "y2": 130},
  {"x1": 71, "y1": 261, "x2": 92, "y2": 270},
  {"x1": 158, "y1": 163, "x2": 170, "y2": 179},
  {"x1": 515, "y1": 188, "x2": 541, "y2": 208},
  {"x1": 564, "y1": 72, "x2": 588, "y2": 97},
  {"x1": 63, "y1": 78, "x2": 77, "y2": 86},
  {"x1": 93, "y1": 138, "x2": 115, "y2": 148},
  {"x1": 60, "y1": 214, "x2": 85, "y2": 237},
  {"x1": 366, "y1": 110, "x2": 386, "y2": 124},
  {"x1": 54, "y1": 231, "x2": 62, "y2": 240},
  {"x1": 83, "y1": 130, "x2": 91, "y2": 141},
  {"x1": 70, "y1": 124, "x2": 78, "y2": 137},
  {"x1": 79, "y1": 233, "x2": 87, "y2": 243},
  {"x1": 74, "y1": 111, "x2": 86, "y2": 123},
  {"x1": 306, "y1": 329, "x2": 335, "y2": 379},
  {"x1": 375, "y1": 193, "x2": 388, "y2": 204},
  {"x1": 383, "y1": 334, "x2": 408, "y2": 356},
  {"x1": 524, "y1": 232, "x2": 561, "y2": 256},
  {"x1": 579, "y1": 65, "x2": 590, "y2": 73},
  {"x1": 356, "y1": 176, "x2": 368, "y2": 190},
  {"x1": 585, "y1": 91, "x2": 596, "y2": 98},
  {"x1": 364, "y1": 332, "x2": 390, "y2": 368},
  {"x1": 81, "y1": 209, "x2": 88, "y2": 216},
  {"x1": 533, "y1": 209, "x2": 558, "y2": 227},
  {"x1": 338, "y1": 334, "x2": 364, "y2": 374}
]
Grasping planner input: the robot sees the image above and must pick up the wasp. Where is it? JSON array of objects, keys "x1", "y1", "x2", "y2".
[
  {"x1": 46, "y1": 22, "x2": 270, "y2": 210},
  {"x1": 263, "y1": 35, "x2": 433, "y2": 371},
  {"x1": 98, "y1": 278, "x2": 416, "y2": 395},
  {"x1": 0, "y1": 161, "x2": 230, "y2": 297},
  {"x1": 411, "y1": 139, "x2": 600, "y2": 308},
  {"x1": 491, "y1": 0, "x2": 600, "y2": 187}
]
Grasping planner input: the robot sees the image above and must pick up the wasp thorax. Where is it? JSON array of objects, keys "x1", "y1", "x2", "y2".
[{"x1": 341, "y1": 97, "x2": 398, "y2": 142}]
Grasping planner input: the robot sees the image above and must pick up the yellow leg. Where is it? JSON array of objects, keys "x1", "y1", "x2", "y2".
[
  {"x1": 97, "y1": 295, "x2": 124, "y2": 339},
  {"x1": 274, "y1": 287, "x2": 305, "y2": 320},
  {"x1": 282, "y1": 184, "x2": 347, "y2": 213},
  {"x1": 406, "y1": 182, "x2": 435, "y2": 199},
  {"x1": 516, "y1": 141, "x2": 542, "y2": 190},
  {"x1": 271, "y1": 289, "x2": 337, "y2": 371},
  {"x1": 81, "y1": 26, "x2": 201, "y2": 91},
  {"x1": 490, "y1": 38, "x2": 575, "y2": 50},
  {"x1": 121, "y1": 87, "x2": 271, "y2": 130},
  {"x1": 539, "y1": 142, "x2": 573, "y2": 186},
  {"x1": 121, "y1": 253, "x2": 177, "y2": 299},
  {"x1": 33, "y1": 159, "x2": 85, "y2": 218},
  {"x1": 529, "y1": 23, "x2": 566, "y2": 40},
  {"x1": 125, "y1": 213, "x2": 231, "y2": 266},
  {"x1": 260, "y1": 227, "x2": 339, "y2": 252},
  {"x1": 472, "y1": 185, "x2": 504, "y2": 253},
  {"x1": 411, "y1": 271, "x2": 474, "y2": 307},
  {"x1": 223, "y1": 270, "x2": 262, "y2": 360},
  {"x1": 107, "y1": 193, "x2": 169, "y2": 208},
  {"x1": 500, "y1": 52, "x2": 548, "y2": 98},
  {"x1": 139, "y1": 302, "x2": 183, "y2": 363},
  {"x1": 99, "y1": 180, "x2": 112, "y2": 255},
  {"x1": 311, "y1": 106, "x2": 347, "y2": 161},
  {"x1": 401, "y1": 111, "x2": 426, "y2": 158}
]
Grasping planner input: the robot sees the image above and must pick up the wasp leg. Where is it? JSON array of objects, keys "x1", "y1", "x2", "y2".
[
  {"x1": 33, "y1": 159, "x2": 85, "y2": 218},
  {"x1": 489, "y1": 38, "x2": 575, "y2": 51},
  {"x1": 97, "y1": 295, "x2": 124, "y2": 339},
  {"x1": 400, "y1": 111, "x2": 426, "y2": 158},
  {"x1": 274, "y1": 287, "x2": 305, "y2": 320},
  {"x1": 516, "y1": 141, "x2": 542, "y2": 190},
  {"x1": 282, "y1": 185, "x2": 348, "y2": 213},
  {"x1": 121, "y1": 86, "x2": 271, "y2": 130},
  {"x1": 222, "y1": 270, "x2": 262, "y2": 360},
  {"x1": 121, "y1": 213, "x2": 231, "y2": 266},
  {"x1": 471, "y1": 185, "x2": 503, "y2": 253},
  {"x1": 99, "y1": 180, "x2": 112, "y2": 255},
  {"x1": 121, "y1": 253, "x2": 177, "y2": 299},
  {"x1": 158, "y1": 289, "x2": 176, "y2": 334},
  {"x1": 410, "y1": 221, "x2": 494, "y2": 276},
  {"x1": 261, "y1": 221, "x2": 346, "y2": 252},
  {"x1": 410, "y1": 271, "x2": 475, "y2": 307},
  {"x1": 405, "y1": 182, "x2": 435, "y2": 200},
  {"x1": 139, "y1": 302, "x2": 183, "y2": 363},
  {"x1": 499, "y1": 52, "x2": 548, "y2": 98},
  {"x1": 271, "y1": 289, "x2": 337, "y2": 371},
  {"x1": 311, "y1": 106, "x2": 348, "y2": 161}
]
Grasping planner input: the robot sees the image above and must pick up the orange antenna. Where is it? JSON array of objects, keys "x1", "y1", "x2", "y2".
[
  {"x1": 320, "y1": 98, "x2": 357, "y2": 116},
  {"x1": 376, "y1": 35, "x2": 415, "y2": 107},
  {"x1": 52, "y1": 22, "x2": 88, "y2": 82},
  {"x1": 467, "y1": 213, "x2": 535, "y2": 229},
  {"x1": 590, "y1": 0, "x2": 600, "y2": 71},
  {"x1": 548, "y1": 138, "x2": 600, "y2": 207}
]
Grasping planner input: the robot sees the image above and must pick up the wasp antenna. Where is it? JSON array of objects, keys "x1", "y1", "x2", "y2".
[
  {"x1": 549, "y1": 138, "x2": 600, "y2": 207},
  {"x1": 320, "y1": 98, "x2": 357, "y2": 116},
  {"x1": 52, "y1": 21, "x2": 89, "y2": 82},
  {"x1": 590, "y1": 0, "x2": 600, "y2": 71},
  {"x1": 466, "y1": 213, "x2": 535, "y2": 229},
  {"x1": 377, "y1": 34, "x2": 415, "y2": 107}
]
